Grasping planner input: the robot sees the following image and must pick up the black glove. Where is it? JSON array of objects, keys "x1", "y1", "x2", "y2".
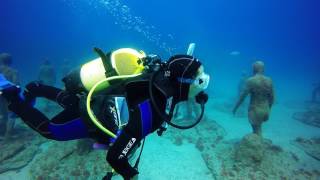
[{"x1": 196, "y1": 91, "x2": 209, "y2": 105}]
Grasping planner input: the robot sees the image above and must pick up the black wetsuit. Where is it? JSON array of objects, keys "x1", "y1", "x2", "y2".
[
  {"x1": 7, "y1": 74, "x2": 169, "y2": 179},
  {"x1": 106, "y1": 79, "x2": 167, "y2": 179},
  {"x1": 7, "y1": 82, "x2": 117, "y2": 143}
]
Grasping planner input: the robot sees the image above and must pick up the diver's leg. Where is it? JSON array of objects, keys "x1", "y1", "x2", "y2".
[
  {"x1": 24, "y1": 82, "x2": 79, "y2": 108},
  {"x1": 0, "y1": 82, "x2": 50, "y2": 138},
  {"x1": 106, "y1": 130, "x2": 140, "y2": 180},
  {"x1": 24, "y1": 82, "x2": 61, "y2": 101},
  {"x1": 8, "y1": 101, "x2": 54, "y2": 139},
  {"x1": 2, "y1": 85, "x2": 87, "y2": 140},
  {"x1": 50, "y1": 106, "x2": 80, "y2": 124},
  {"x1": 48, "y1": 111, "x2": 89, "y2": 141},
  {"x1": 106, "y1": 99, "x2": 154, "y2": 180},
  {"x1": 8, "y1": 101, "x2": 89, "y2": 141}
]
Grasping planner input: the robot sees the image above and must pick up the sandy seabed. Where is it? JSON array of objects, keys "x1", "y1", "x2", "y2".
[{"x1": 0, "y1": 98, "x2": 319, "y2": 180}]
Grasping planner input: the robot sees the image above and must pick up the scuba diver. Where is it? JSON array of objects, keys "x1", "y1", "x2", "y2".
[{"x1": 0, "y1": 46, "x2": 210, "y2": 180}]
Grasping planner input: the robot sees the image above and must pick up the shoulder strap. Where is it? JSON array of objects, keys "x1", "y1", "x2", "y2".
[{"x1": 94, "y1": 47, "x2": 118, "y2": 77}]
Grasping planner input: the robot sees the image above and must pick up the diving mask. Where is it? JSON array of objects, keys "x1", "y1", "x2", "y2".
[
  {"x1": 183, "y1": 71, "x2": 210, "y2": 98},
  {"x1": 193, "y1": 71, "x2": 210, "y2": 90},
  {"x1": 177, "y1": 71, "x2": 210, "y2": 90}
]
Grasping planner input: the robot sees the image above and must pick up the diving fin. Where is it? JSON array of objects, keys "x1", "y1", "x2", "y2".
[
  {"x1": 0, "y1": 73, "x2": 23, "y2": 103},
  {"x1": 0, "y1": 74, "x2": 15, "y2": 91}
]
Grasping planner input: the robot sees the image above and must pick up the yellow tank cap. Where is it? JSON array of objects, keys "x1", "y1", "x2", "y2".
[{"x1": 111, "y1": 48, "x2": 146, "y2": 75}]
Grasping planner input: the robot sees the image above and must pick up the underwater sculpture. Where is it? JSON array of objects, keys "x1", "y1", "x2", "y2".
[
  {"x1": 312, "y1": 83, "x2": 320, "y2": 103},
  {"x1": 60, "y1": 59, "x2": 72, "y2": 78},
  {"x1": 38, "y1": 59, "x2": 56, "y2": 86},
  {"x1": 0, "y1": 46, "x2": 210, "y2": 180},
  {"x1": 0, "y1": 53, "x2": 20, "y2": 142},
  {"x1": 233, "y1": 61, "x2": 275, "y2": 136},
  {"x1": 238, "y1": 70, "x2": 249, "y2": 96},
  {"x1": 38, "y1": 59, "x2": 57, "y2": 112}
]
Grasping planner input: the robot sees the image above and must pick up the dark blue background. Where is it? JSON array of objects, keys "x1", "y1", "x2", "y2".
[{"x1": 0, "y1": 0, "x2": 319, "y2": 100}]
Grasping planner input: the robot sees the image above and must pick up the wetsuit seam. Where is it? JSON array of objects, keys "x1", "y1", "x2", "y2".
[
  {"x1": 50, "y1": 118, "x2": 81, "y2": 126},
  {"x1": 27, "y1": 121, "x2": 51, "y2": 135}
]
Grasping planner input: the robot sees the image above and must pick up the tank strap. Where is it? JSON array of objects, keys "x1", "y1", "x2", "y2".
[{"x1": 94, "y1": 47, "x2": 118, "y2": 78}]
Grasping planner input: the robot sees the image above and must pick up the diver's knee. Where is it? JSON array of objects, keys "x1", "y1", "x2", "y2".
[
  {"x1": 56, "y1": 91, "x2": 79, "y2": 108},
  {"x1": 24, "y1": 81, "x2": 44, "y2": 98},
  {"x1": 36, "y1": 122, "x2": 56, "y2": 140},
  {"x1": 25, "y1": 81, "x2": 43, "y2": 91}
]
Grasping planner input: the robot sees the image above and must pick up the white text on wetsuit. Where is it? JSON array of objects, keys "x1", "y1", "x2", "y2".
[{"x1": 118, "y1": 138, "x2": 136, "y2": 159}]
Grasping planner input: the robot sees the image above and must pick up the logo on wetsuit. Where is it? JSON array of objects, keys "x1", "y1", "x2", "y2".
[
  {"x1": 109, "y1": 106, "x2": 119, "y2": 127},
  {"x1": 118, "y1": 138, "x2": 136, "y2": 159}
]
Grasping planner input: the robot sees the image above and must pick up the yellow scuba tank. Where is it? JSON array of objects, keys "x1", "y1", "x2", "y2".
[
  {"x1": 79, "y1": 48, "x2": 147, "y2": 138},
  {"x1": 79, "y1": 48, "x2": 146, "y2": 92},
  {"x1": 61, "y1": 48, "x2": 148, "y2": 138}
]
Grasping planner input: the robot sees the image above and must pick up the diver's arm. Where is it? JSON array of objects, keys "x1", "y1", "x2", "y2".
[{"x1": 233, "y1": 82, "x2": 249, "y2": 115}]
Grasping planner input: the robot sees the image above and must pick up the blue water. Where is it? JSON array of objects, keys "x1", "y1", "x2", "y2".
[
  {"x1": 0, "y1": 0, "x2": 320, "y2": 178},
  {"x1": 1, "y1": 0, "x2": 319, "y2": 101}
]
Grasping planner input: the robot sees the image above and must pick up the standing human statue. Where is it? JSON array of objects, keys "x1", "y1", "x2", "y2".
[
  {"x1": 233, "y1": 61, "x2": 275, "y2": 136},
  {"x1": 38, "y1": 59, "x2": 56, "y2": 86},
  {"x1": 312, "y1": 83, "x2": 320, "y2": 103},
  {"x1": 0, "y1": 53, "x2": 20, "y2": 141},
  {"x1": 38, "y1": 59, "x2": 57, "y2": 111}
]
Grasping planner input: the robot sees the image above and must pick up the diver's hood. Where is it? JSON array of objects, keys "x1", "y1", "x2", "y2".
[
  {"x1": 149, "y1": 55, "x2": 209, "y2": 130},
  {"x1": 166, "y1": 55, "x2": 202, "y2": 102},
  {"x1": 151, "y1": 70, "x2": 177, "y2": 98}
]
